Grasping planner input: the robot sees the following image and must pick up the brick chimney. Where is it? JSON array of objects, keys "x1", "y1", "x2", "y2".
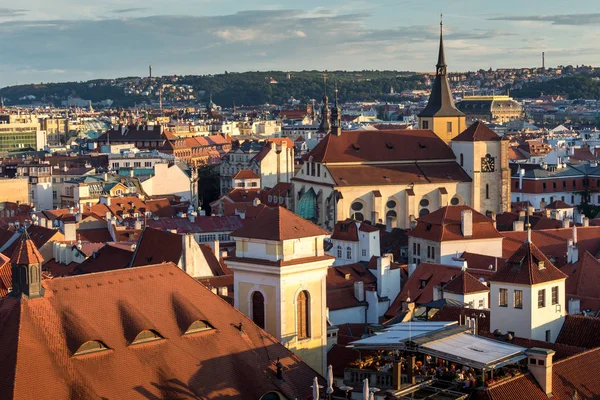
[
  {"x1": 461, "y1": 209, "x2": 473, "y2": 238},
  {"x1": 526, "y1": 348, "x2": 555, "y2": 396}
]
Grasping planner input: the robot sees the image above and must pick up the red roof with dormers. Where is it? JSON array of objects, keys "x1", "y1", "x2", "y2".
[
  {"x1": 9, "y1": 230, "x2": 44, "y2": 265},
  {"x1": 409, "y1": 205, "x2": 503, "y2": 242},
  {"x1": 0, "y1": 263, "x2": 324, "y2": 399},
  {"x1": 231, "y1": 206, "x2": 329, "y2": 241},
  {"x1": 442, "y1": 270, "x2": 490, "y2": 294},
  {"x1": 490, "y1": 239, "x2": 567, "y2": 285}
]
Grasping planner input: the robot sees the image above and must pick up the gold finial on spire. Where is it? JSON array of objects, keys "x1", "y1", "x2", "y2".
[{"x1": 440, "y1": 13, "x2": 443, "y2": 27}]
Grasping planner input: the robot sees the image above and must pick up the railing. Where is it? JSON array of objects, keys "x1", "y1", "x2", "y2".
[{"x1": 344, "y1": 368, "x2": 397, "y2": 389}]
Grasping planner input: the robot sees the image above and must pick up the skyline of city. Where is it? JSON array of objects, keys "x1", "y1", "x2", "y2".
[{"x1": 0, "y1": 1, "x2": 599, "y2": 87}]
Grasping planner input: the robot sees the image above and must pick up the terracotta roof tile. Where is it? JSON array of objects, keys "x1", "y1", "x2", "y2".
[
  {"x1": 442, "y1": 270, "x2": 490, "y2": 294},
  {"x1": 130, "y1": 227, "x2": 183, "y2": 267},
  {"x1": 0, "y1": 263, "x2": 323, "y2": 399},
  {"x1": 410, "y1": 206, "x2": 503, "y2": 242},
  {"x1": 452, "y1": 121, "x2": 501, "y2": 142},
  {"x1": 491, "y1": 239, "x2": 567, "y2": 285},
  {"x1": 306, "y1": 130, "x2": 457, "y2": 164},
  {"x1": 231, "y1": 206, "x2": 329, "y2": 241},
  {"x1": 232, "y1": 169, "x2": 260, "y2": 180},
  {"x1": 556, "y1": 314, "x2": 600, "y2": 349},
  {"x1": 9, "y1": 230, "x2": 43, "y2": 265}
]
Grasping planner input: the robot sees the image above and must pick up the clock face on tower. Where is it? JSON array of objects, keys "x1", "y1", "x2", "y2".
[{"x1": 481, "y1": 154, "x2": 495, "y2": 173}]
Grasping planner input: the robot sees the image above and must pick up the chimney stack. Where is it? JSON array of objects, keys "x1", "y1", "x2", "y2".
[
  {"x1": 526, "y1": 348, "x2": 554, "y2": 396},
  {"x1": 513, "y1": 220, "x2": 525, "y2": 232},
  {"x1": 527, "y1": 206, "x2": 534, "y2": 217},
  {"x1": 461, "y1": 209, "x2": 473, "y2": 238},
  {"x1": 353, "y1": 281, "x2": 365, "y2": 302},
  {"x1": 583, "y1": 217, "x2": 589, "y2": 227}
]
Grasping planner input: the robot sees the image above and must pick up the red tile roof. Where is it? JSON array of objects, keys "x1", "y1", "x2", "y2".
[
  {"x1": 232, "y1": 169, "x2": 260, "y2": 180},
  {"x1": 326, "y1": 264, "x2": 377, "y2": 310},
  {"x1": 410, "y1": 205, "x2": 503, "y2": 242},
  {"x1": 556, "y1": 314, "x2": 600, "y2": 349},
  {"x1": 442, "y1": 270, "x2": 490, "y2": 294},
  {"x1": 546, "y1": 200, "x2": 573, "y2": 209},
  {"x1": 0, "y1": 255, "x2": 11, "y2": 297},
  {"x1": 490, "y1": 240, "x2": 567, "y2": 285},
  {"x1": 231, "y1": 206, "x2": 329, "y2": 241},
  {"x1": 484, "y1": 347, "x2": 600, "y2": 400},
  {"x1": 75, "y1": 244, "x2": 134, "y2": 275},
  {"x1": 331, "y1": 220, "x2": 378, "y2": 241},
  {"x1": 452, "y1": 121, "x2": 501, "y2": 142},
  {"x1": 0, "y1": 263, "x2": 323, "y2": 399},
  {"x1": 326, "y1": 162, "x2": 471, "y2": 186},
  {"x1": 306, "y1": 130, "x2": 457, "y2": 163},
  {"x1": 501, "y1": 227, "x2": 600, "y2": 268},
  {"x1": 130, "y1": 227, "x2": 183, "y2": 267},
  {"x1": 9, "y1": 230, "x2": 43, "y2": 265},
  {"x1": 563, "y1": 251, "x2": 600, "y2": 313}
]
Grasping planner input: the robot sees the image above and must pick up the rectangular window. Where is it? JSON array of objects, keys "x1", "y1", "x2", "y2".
[
  {"x1": 52, "y1": 191, "x2": 57, "y2": 199},
  {"x1": 478, "y1": 299, "x2": 484, "y2": 309},
  {"x1": 515, "y1": 181, "x2": 519, "y2": 189},
  {"x1": 542, "y1": 182, "x2": 547, "y2": 191},
  {"x1": 447, "y1": 121, "x2": 452, "y2": 134},
  {"x1": 317, "y1": 164, "x2": 321, "y2": 177},
  {"x1": 538, "y1": 289, "x2": 546, "y2": 308},
  {"x1": 134, "y1": 162, "x2": 141, "y2": 168},
  {"x1": 362, "y1": 249, "x2": 366, "y2": 257},
  {"x1": 422, "y1": 120, "x2": 429, "y2": 129},
  {"x1": 545, "y1": 330, "x2": 551, "y2": 342},
  {"x1": 552, "y1": 286, "x2": 559, "y2": 305},
  {"x1": 571, "y1": 195, "x2": 575, "y2": 204},
  {"x1": 563, "y1": 181, "x2": 566, "y2": 189},
  {"x1": 553, "y1": 182, "x2": 556, "y2": 189},
  {"x1": 573, "y1": 180, "x2": 576, "y2": 188},
  {"x1": 499, "y1": 288, "x2": 508, "y2": 307},
  {"x1": 514, "y1": 290, "x2": 523, "y2": 309}
]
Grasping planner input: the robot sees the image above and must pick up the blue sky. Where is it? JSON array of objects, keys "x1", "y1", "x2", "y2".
[{"x1": 0, "y1": 0, "x2": 598, "y2": 87}]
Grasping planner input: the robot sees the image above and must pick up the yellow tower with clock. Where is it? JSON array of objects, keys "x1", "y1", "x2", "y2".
[{"x1": 451, "y1": 121, "x2": 511, "y2": 215}]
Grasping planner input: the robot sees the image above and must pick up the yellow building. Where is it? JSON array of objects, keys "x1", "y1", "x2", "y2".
[
  {"x1": 417, "y1": 21, "x2": 466, "y2": 142},
  {"x1": 226, "y1": 206, "x2": 334, "y2": 374},
  {"x1": 456, "y1": 95, "x2": 523, "y2": 124}
]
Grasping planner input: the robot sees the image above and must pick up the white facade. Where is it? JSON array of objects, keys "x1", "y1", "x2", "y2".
[
  {"x1": 444, "y1": 290, "x2": 489, "y2": 310},
  {"x1": 141, "y1": 163, "x2": 191, "y2": 200},
  {"x1": 490, "y1": 280, "x2": 566, "y2": 342}
]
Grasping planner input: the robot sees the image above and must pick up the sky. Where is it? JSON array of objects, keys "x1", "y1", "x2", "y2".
[{"x1": 0, "y1": 0, "x2": 599, "y2": 88}]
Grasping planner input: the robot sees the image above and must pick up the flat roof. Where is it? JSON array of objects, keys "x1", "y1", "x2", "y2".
[{"x1": 349, "y1": 321, "x2": 526, "y2": 370}]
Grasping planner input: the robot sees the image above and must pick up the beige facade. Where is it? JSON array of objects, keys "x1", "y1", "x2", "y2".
[
  {"x1": 228, "y1": 231, "x2": 333, "y2": 374},
  {"x1": 418, "y1": 115, "x2": 467, "y2": 143},
  {"x1": 0, "y1": 178, "x2": 29, "y2": 203}
]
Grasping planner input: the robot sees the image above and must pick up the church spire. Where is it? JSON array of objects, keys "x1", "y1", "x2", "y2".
[
  {"x1": 437, "y1": 14, "x2": 446, "y2": 75},
  {"x1": 318, "y1": 73, "x2": 331, "y2": 134},
  {"x1": 331, "y1": 82, "x2": 342, "y2": 136}
]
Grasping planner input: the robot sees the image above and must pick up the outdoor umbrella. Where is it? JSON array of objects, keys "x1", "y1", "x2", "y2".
[
  {"x1": 313, "y1": 376, "x2": 320, "y2": 400},
  {"x1": 326, "y1": 365, "x2": 334, "y2": 395},
  {"x1": 363, "y1": 378, "x2": 369, "y2": 400}
]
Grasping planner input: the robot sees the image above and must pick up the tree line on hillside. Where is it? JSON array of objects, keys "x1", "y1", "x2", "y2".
[{"x1": 512, "y1": 76, "x2": 600, "y2": 100}]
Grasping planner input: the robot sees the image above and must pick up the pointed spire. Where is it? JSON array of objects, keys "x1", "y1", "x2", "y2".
[
  {"x1": 437, "y1": 13, "x2": 447, "y2": 74},
  {"x1": 318, "y1": 72, "x2": 331, "y2": 134},
  {"x1": 526, "y1": 213, "x2": 532, "y2": 243},
  {"x1": 322, "y1": 72, "x2": 329, "y2": 104}
]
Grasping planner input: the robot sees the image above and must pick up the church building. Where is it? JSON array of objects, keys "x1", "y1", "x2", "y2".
[{"x1": 292, "y1": 20, "x2": 510, "y2": 230}]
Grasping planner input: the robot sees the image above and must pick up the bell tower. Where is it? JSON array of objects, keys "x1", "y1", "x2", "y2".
[
  {"x1": 317, "y1": 74, "x2": 331, "y2": 140},
  {"x1": 10, "y1": 229, "x2": 44, "y2": 298},
  {"x1": 418, "y1": 16, "x2": 466, "y2": 142},
  {"x1": 331, "y1": 83, "x2": 342, "y2": 136},
  {"x1": 226, "y1": 207, "x2": 334, "y2": 374}
]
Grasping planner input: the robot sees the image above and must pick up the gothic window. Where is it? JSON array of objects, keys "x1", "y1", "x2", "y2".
[
  {"x1": 354, "y1": 212, "x2": 364, "y2": 221},
  {"x1": 297, "y1": 290, "x2": 310, "y2": 339},
  {"x1": 297, "y1": 188, "x2": 317, "y2": 222},
  {"x1": 252, "y1": 291, "x2": 266, "y2": 329},
  {"x1": 337, "y1": 245, "x2": 342, "y2": 258},
  {"x1": 419, "y1": 208, "x2": 430, "y2": 217}
]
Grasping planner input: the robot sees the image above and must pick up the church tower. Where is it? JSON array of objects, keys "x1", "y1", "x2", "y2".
[
  {"x1": 10, "y1": 229, "x2": 44, "y2": 298},
  {"x1": 226, "y1": 207, "x2": 334, "y2": 374},
  {"x1": 451, "y1": 121, "x2": 511, "y2": 214},
  {"x1": 331, "y1": 84, "x2": 342, "y2": 136},
  {"x1": 317, "y1": 76, "x2": 331, "y2": 140},
  {"x1": 418, "y1": 17, "x2": 466, "y2": 142}
]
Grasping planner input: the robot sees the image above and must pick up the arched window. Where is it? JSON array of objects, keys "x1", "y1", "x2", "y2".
[
  {"x1": 252, "y1": 291, "x2": 266, "y2": 329},
  {"x1": 337, "y1": 245, "x2": 342, "y2": 258},
  {"x1": 450, "y1": 196, "x2": 460, "y2": 206},
  {"x1": 486, "y1": 184, "x2": 490, "y2": 199},
  {"x1": 297, "y1": 290, "x2": 310, "y2": 340},
  {"x1": 460, "y1": 153, "x2": 464, "y2": 167},
  {"x1": 185, "y1": 320, "x2": 213, "y2": 335},
  {"x1": 419, "y1": 208, "x2": 430, "y2": 217},
  {"x1": 346, "y1": 246, "x2": 352, "y2": 259},
  {"x1": 353, "y1": 212, "x2": 365, "y2": 221}
]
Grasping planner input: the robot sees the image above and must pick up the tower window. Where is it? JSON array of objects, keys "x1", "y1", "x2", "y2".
[
  {"x1": 460, "y1": 153, "x2": 464, "y2": 167},
  {"x1": 252, "y1": 291, "x2": 266, "y2": 329},
  {"x1": 447, "y1": 122, "x2": 453, "y2": 134},
  {"x1": 422, "y1": 120, "x2": 429, "y2": 130},
  {"x1": 346, "y1": 246, "x2": 352, "y2": 259},
  {"x1": 337, "y1": 245, "x2": 342, "y2": 258},
  {"x1": 297, "y1": 290, "x2": 310, "y2": 340},
  {"x1": 486, "y1": 184, "x2": 490, "y2": 199}
]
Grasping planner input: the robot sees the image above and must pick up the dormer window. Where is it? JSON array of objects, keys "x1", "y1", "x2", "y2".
[
  {"x1": 420, "y1": 280, "x2": 427, "y2": 289},
  {"x1": 74, "y1": 340, "x2": 110, "y2": 356},
  {"x1": 131, "y1": 329, "x2": 164, "y2": 345},
  {"x1": 185, "y1": 320, "x2": 214, "y2": 335}
]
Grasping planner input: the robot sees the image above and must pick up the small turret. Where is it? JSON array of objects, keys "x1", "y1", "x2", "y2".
[{"x1": 10, "y1": 228, "x2": 44, "y2": 298}]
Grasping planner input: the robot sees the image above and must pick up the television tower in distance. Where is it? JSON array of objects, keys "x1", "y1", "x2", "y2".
[
  {"x1": 149, "y1": 65, "x2": 152, "y2": 79},
  {"x1": 542, "y1": 52, "x2": 545, "y2": 70}
]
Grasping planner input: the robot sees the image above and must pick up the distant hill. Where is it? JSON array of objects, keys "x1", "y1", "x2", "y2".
[
  {"x1": 0, "y1": 70, "x2": 424, "y2": 108},
  {"x1": 512, "y1": 76, "x2": 600, "y2": 100}
]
